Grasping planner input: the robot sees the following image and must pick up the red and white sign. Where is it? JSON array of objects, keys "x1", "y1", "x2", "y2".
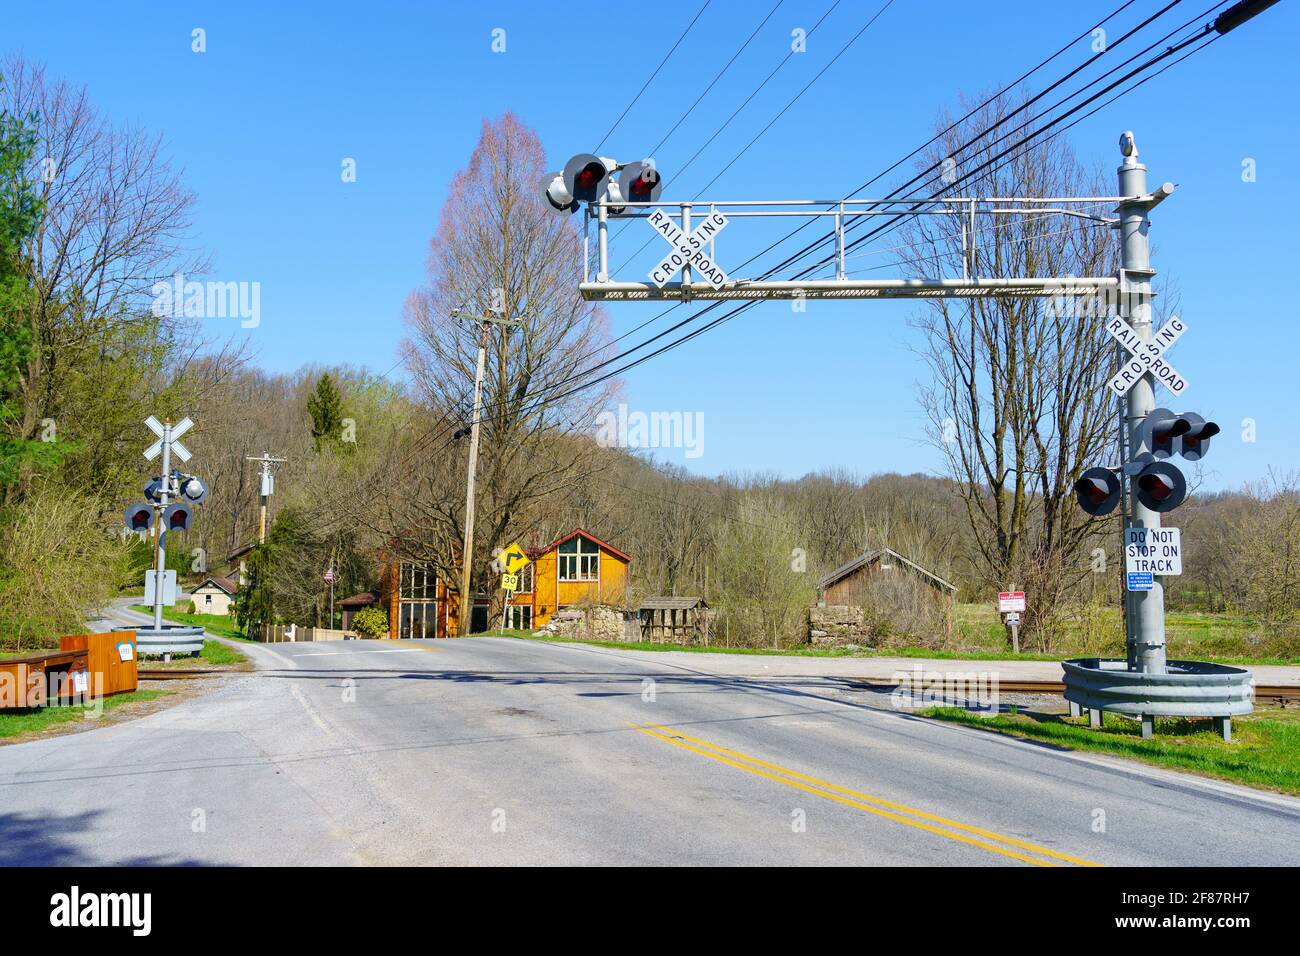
[
  {"x1": 323, "y1": 568, "x2": 335, "y2": 584},
  {"x1": 997, "y1": 591, "x2": 1026, "y2": 613}
]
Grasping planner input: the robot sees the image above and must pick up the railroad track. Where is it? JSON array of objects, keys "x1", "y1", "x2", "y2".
[{"x1": 138, "y1": 668, "x2": 232, "y2": 681}]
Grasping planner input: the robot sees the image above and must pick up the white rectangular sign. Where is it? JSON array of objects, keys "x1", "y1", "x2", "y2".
[
  {"x1": 1125, "y1": 527, "x2": 1182, "y2": 576},
  {"x1": 144, "y1": 569, "x2": 179, "y2": 605},
  {"x1": 997, "y1": 591, "x2": 1026, "y2": 613}
]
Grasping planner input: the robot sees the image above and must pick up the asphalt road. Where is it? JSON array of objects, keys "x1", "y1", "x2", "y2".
[{"x1": 2, "y1": 606, "x2": 1299, "y2": 866}]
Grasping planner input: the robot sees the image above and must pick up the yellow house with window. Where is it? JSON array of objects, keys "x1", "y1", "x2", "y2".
[{"x1": 505, "y1": 529, "x2": 631, "y2": 630}]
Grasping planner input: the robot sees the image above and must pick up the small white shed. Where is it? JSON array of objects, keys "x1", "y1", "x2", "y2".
[{"x1": 191, "y1": 575, "x2": 239, "y2": 616}]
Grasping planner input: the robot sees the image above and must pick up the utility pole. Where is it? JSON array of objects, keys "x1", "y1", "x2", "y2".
[
  {"x1": 246, "y1": 452, "x2": 287, "y2": 544},
  {"x1": 1116, "y1": 132, "x2": 1166, "y2": 675},
  {"x1": 453, "y1": 308, "x2": 523, "y2": 637}
]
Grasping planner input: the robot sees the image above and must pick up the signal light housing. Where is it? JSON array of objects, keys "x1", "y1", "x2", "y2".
[
  {"x1": 545, "y1": 153, "x2": 650, "y2": 215},
  {"x1": 618, "y1": 159, "x2": 661, "y2": 209},
  {"x1": 1145, "y1": 408, "x2": 1190, "y2": 459},
  {"x1": 564, "y1": 153, "x2": 611, "y2": 205},
  {"x1": 1135, "y1": 460, "x2": 1187, "y2": 513},
  {"x1": 162, "y1": 501, "x2": 193, "y2": 533},
  {"x1": 1073, "y1": 466, "x2": 1122, "y2": 516},
  {"x1": 124, "y1": 502, "x2": 154, "y2": 534},
  {"x1": 542, "y1": 171, "x2": 577, "y2": 214},
  {"x1": 177, "y1": 474, "x2": 208, "y2": 504},
  {"x1": 1143, "y1": 407, "x2": 1220, "y2": 461},
  {"x1": 1176, "y1": 412, "x2": 1220, "y2": 462}
]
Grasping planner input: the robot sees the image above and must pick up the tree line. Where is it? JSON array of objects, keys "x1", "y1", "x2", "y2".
[{"x1": 1, "y1": 59, "x2": 1294, "y2": 656}]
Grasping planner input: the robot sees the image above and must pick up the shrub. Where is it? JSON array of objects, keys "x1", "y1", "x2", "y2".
[{"x1": 351, "y1": 604, "x2": 388, "y2": 638}]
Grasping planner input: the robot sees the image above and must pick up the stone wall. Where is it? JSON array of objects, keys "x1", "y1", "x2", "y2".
[
  {"x1": 807, "y1": 604, "x2": 876, "y2": 647},
  {"x1": 535, "y1": 605, "x2": 629, "y2": 642}
]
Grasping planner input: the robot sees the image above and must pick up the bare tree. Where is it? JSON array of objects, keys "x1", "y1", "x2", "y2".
[
  {"x1": 1, "y1": 56, "x2": 211, "y2": 502},
  {"x1": 903, "y1": 95, "x2": 1124, "y2": 645},
  {"x1": 399, "y1": 113, "x2": 618, "y2": 600}
]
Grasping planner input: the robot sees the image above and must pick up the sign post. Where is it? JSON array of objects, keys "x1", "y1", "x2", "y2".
[
  {"x1": 500, "y1": 572, "x2": 519, "y2": 632},
  {"x1": 143, "y1": 416, "x2": 192, "y2": 634},
  {"x1": 497, "y1": 543, "x2": 529, "y2": 632},
  {"x1": 997, "y1": 592, "x2": 1026, "y2": 653}
]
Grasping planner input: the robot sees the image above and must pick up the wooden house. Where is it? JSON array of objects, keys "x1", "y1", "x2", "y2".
[
  {"x1": 336, "y1": 590, "x2": 379, "y2": 632},
  {"x1": 375, "y1": 559, "x2": 488, "y2": 639},
  {"x1": 505, "y1": 529, "x2": 631, "y2": 630},
  {"x1": 370, "y1": 528, "x2": 628, "y2": 638}
]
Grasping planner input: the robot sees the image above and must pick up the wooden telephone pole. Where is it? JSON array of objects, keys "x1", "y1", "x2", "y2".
[
  {"x1": 454, "y1": 309, "x2": 522, "y2": 637},
  {"x1": 245, "y1": 452, "x2": 287, "y2": 544}
]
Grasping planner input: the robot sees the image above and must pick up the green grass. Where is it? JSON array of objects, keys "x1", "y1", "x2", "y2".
[
  {"x1": 955, "y1": 602, "x2": 1300, "y2": 664},
  {"x1": 0, "y1": 689, "x2": 170, "y2": 741},
  {"x1": 197, "y1": 640, "x2": 246, "y2": 666},
  {"x1": 920, "y1": 705, "x2": 1300, "y2": 796},
  {"x1": 129, "y1": 606, "x2": 251, "y2": 642},
  {"x1": 484, "y1": 622, "x2": 1291, "y2": 665}
]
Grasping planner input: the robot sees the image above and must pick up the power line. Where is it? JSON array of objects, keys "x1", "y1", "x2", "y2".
[
  {"x1": 532, "y1": 0, "x2": 1154, "y2": 403},
  {"x1": 648, "y1": 0, "x2": 787, "y2": 160},
  {"x1": 293, "y1": 0, "x2": 1239, "y2": 540},
  {"x1": 514, "y1": 12, "x2": 1237, "y2": 415},
  {"x1": 594, "y1": 0, "x2": 714, "y2": 153},
  {"x1": 691, "y1": 0, "x2": 897, "y2": 198}
]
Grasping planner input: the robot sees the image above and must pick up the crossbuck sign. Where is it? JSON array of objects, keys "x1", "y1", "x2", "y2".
[
  {"x1": 144, "y1": 415, "x2": 193, "y2": 463},
  {"x1": 1105, "y1": 314, "x2": 1188, "y2": 397},
  {"x1": 647, "y1": 208, "x2": 730, "y2": 289}
]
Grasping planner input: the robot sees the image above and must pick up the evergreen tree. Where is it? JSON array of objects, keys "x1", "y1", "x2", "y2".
[
  {"x1": 0, "y1": 79, "x2": 61, "y2": 488},
  {"x1": 306, "y1": 373, "x2": 345, "y2": 452}
]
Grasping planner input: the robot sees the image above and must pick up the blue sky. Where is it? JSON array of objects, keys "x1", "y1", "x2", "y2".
[{"x1": 8, "y1": 0, "x2": 1298, "y2": 491}]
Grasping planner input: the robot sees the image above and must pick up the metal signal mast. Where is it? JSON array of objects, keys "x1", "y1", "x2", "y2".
[{"x1": 544, "y1": 134, "x2": 1253, "y2": 739}]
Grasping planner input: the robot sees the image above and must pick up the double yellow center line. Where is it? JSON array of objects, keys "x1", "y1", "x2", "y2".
[{"x1": 630, "y1": 723, "x2": 1099, "y2": 867}]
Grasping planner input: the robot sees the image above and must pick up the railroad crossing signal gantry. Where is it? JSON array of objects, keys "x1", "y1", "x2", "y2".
[{"x1": 542, "y1": 151, "x2": 1128, "y2": 303}]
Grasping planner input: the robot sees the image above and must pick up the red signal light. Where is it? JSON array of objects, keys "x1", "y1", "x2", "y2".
[
  {"x1": 1073, "y1": 467, "x2": 1121, "y2": 516},
  {"x1": 1140, "y1": 474, "x2": 1174, "y2": 500},
  {"x1": 573, "y1": 162, "x2": 606, "y2": 201},
  {"x1": 124, "y1": 501, "x2": 155, "y2": 533},
  {"x1": 628, "y1": 174, "x2": 655, "y2": 201},
  {"x1": 1134, "y1": 461, "x2": 1186, "y2": 512}
]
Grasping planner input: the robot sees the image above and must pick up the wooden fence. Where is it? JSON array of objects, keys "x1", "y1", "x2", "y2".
[{"x1": 254, "y1": 624, "x2": 353, "y2": 643}]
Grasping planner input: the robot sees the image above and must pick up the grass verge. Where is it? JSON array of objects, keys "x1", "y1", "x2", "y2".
[
  {"x1": 0, "y1": 690, "x2": 170, "y2": 741},
  {"x1": 138, "y1": 639, "x2": 248, "y2": 669},
  {"x1": 128, "y1": 606, "x2": 251, "y2": 642},
  {"x1": 920, "y1": 705, "x2": 1300, "y2": 796}
]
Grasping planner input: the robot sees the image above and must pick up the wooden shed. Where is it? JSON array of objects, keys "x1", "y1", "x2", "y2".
[
  {"x1": 818, "y1": 548, "x2": 957, "y2": 604},
  {"x1": 637, "y1": 596, "x2": 709, "y2": 645}
]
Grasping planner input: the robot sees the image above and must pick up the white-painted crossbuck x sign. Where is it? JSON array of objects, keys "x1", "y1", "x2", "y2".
[
  {"x1": 144, "y1": 415, "x2": 193, "y2": 463},
  {"x1": 1105, "y1": 314, "x2": 1188, "y2": 397},
  {"x1": 647, "y1": 208, "x2": 730, "y2": 290}
]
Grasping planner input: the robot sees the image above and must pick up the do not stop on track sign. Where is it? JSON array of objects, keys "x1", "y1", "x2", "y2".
[{"x1": 1125, "y1": 527, "x2": 1182, "y2": 576}]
